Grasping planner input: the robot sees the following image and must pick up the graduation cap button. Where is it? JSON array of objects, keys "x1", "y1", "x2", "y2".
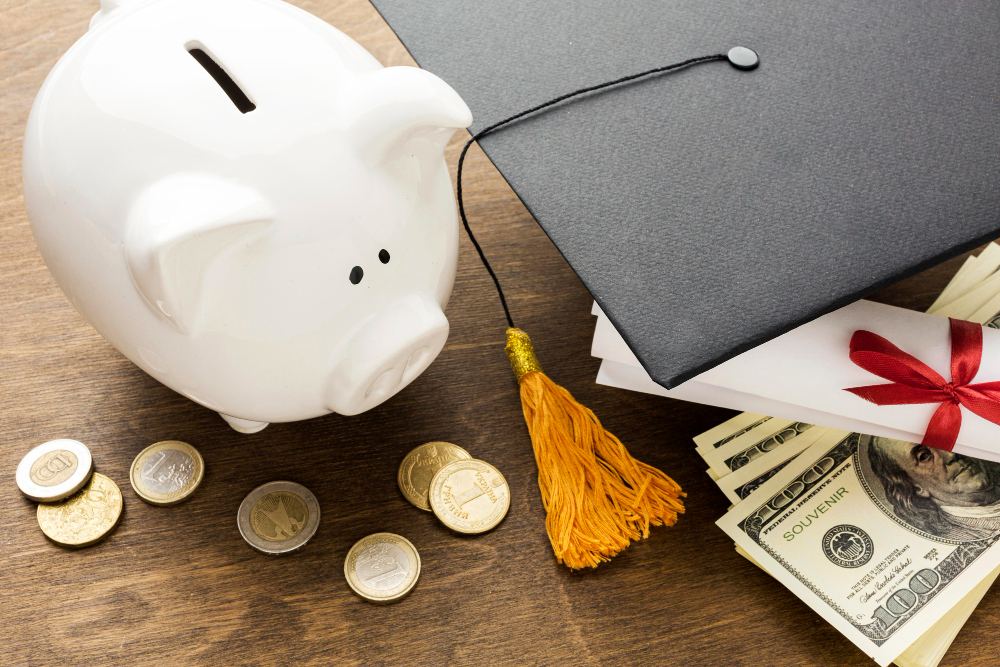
[{"x1": 727, "y1": 46, "x2": 759, "y2": 70}]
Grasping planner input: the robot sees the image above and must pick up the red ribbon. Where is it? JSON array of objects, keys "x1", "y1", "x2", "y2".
[{"x1": 846, "y1": 318, "x2": 1000, "y2": 451}]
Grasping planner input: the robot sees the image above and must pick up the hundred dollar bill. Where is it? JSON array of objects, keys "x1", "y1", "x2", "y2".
[
  {"x1": 715, "y1": 427, "x2": 838, "y2": 504},
  {"x1": 894, "y1": 566, "x2": 1000, "y2": 667},
  {"x1": 968, "y1": 291, "x2": 1000, "y2": 329},
  {"x1": 732, "y1": 489, "x2": 1000, "y2": 667},
  {"x1": 718, "y1": 429, "x2": 1000, "y2": 665},
  {"x1": 694, "y1": 412, "x2": 771, "y2": 453},
  {"x1": 933, "y1": 270, "x2": 1000, "y2": 319},
  {"x1": 928, "y1": 242, "x2": 1000, "y2": 314},
  {"x1": 927, "y1": 255, "x2": 977, "y2": 313},
  {"x1": 703, "y1": 419, "x2": 812, "y2": 477},
  {"x1": 733, "y1": 542, "x2": 1000, "y2": 667}
]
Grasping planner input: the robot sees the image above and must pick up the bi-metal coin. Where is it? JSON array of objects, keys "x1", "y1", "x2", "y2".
[
  {"x1": 344, "y1": 533, "x2": 421, "y2": 604},
  {"x1": 36, "y1": 472, "x2": 123, "y2": 547},
  {"x1": 130, "y1": 440, "x2": 204, "y2": 506},
  {"x1": 16, "y1": 439, "x2": 94, "y2": 502},
  {"x1": 238, "y1": 481, "x2": 320, "y2": 554},
  {"x1": 397, "y1": 441, "x2": 471, "y2": 511},
  {"x1": 429, "y1": 459, "x2": 510, "y2": 534}
]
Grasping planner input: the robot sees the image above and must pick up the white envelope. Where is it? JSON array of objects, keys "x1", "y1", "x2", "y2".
[{"x1": 592, "y1": 300, "x2": 1000, "y2": 461}]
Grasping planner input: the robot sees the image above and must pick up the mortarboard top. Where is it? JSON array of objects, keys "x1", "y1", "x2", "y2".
[{"x1": 369, "y1": 0, "x2": 1000, "y2": 389}]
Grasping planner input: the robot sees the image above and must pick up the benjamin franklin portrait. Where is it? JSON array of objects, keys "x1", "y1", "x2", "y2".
[{"x1": 859, "y1": 435, "x2": 1000, "y2": 541}]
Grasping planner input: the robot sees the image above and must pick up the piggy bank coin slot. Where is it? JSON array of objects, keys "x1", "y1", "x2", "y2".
[
  {"x1": 186, "y1": 45, "x2": 256, "y2": 114},
  {"x1": 350, "y1": 266, "x2": 364, "y2": 284}
]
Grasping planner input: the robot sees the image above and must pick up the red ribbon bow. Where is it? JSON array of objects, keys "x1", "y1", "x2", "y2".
[{"x1": 846, "y1": 318, "x2": 1000, "y2": 451}]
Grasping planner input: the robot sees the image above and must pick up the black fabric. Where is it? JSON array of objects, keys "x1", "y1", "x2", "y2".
[{"x1": 369, "y1": 0, "x2": 1000, "y2": 389}]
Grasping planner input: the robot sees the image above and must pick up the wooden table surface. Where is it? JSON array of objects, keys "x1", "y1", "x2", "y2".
[{"x1": 2, "y1": 1, "x2": 998, "y2": 665}]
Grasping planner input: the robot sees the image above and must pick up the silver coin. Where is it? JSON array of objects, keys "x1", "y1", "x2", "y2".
[
  {"x1": 16, "y1": 439, "x2": 94, "y2": 502},
  {"x1": 238, "y1": 481, "x2": 320, "y2": 554},
  {"x1": 130, "y1": 441, "x2": 204, "y2": 506},
  {"x1": 143, "y1": 449, "x2": 192, "y2": 493},
  {"x1": 344, "y1": 533, "x2": 420, "y2": 604}
]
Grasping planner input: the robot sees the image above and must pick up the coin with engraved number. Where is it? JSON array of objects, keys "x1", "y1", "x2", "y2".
[
  {"x1": 238, "y1": 481, "x2": 320, "y2": 554},
  {"x1": 37, "y1": 472, "x2": 123, "y2": 547},
  {"x1": 130, "y1": 440, "x2": 204, "y2": 506},
  {"x1": 344, "y1": 532, "x2": 420, "y2": 604},
  {"x1": 17, "y1": 439, "x2": 94, "y2": 502},
  {"x1": 397, "y1": 441, "x2": 472, "y2": 511},
  {"x1": 428, "y1": 459, "x2": 510, "y2": 534}
]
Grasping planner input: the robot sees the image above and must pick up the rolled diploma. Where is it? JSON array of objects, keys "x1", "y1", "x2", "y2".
[{"x1": 593, "y1": 300, "x2": 1000, "y2": 461}]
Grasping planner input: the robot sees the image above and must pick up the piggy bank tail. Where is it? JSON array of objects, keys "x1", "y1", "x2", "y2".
[{"x1": 505, "y1": 328, "x2": 684, "y2": 570}]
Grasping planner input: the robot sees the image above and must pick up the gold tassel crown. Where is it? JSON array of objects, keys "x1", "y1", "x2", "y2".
[{"x1": 505, "y1": 328, "x2": 685, "y2": 569}]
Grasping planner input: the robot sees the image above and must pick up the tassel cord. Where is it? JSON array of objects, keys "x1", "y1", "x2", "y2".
[
  {"x1": 456, "y1": 53, "x2": 727, "y2": 329},
  {"x1": 454, "y1": 54, "x2": 735, "y2": 569}
]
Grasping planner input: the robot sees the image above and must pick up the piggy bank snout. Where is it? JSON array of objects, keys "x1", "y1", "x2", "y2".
[{"x1": 326, "y1": 294, "x2": 449, "y2": 416}]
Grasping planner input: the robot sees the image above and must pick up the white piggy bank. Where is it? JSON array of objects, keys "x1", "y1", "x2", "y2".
[{"x1": 23, "y1": 0, "x2": 472, "y2": 432}]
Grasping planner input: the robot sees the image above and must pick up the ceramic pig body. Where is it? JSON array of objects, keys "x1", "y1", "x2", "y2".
[{"x1": 23, "y1": 0, "x2": 472, "y2": 432}]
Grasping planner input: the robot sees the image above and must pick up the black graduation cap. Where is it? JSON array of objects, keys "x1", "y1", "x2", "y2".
[{"x1": 370, "y1": 0, "x2": 1000, "y2": 389}]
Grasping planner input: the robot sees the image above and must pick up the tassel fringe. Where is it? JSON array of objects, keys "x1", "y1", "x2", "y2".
[{"x1": 506, "y1": 328, "x2": 685, "y2": 569}]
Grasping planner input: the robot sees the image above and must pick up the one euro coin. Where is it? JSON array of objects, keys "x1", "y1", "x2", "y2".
[
  {"x1": 344, "y1": 533, "x2": 420, "y2": 604},
  {"x1": 130, "y1": 440, "x2": 204, "y2": 506}
]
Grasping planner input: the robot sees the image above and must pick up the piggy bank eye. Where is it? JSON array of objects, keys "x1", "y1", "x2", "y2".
[
  {"x1": 349, "y1": 266, "x2": 363, "y2": 284},
  {"x1": 379, "y1": 249, "x2": 390, "y2": 264}
]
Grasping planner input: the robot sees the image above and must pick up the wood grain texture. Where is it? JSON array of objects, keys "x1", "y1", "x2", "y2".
[{"x1": 1, "y1": 1, "x2": 998, "y2": 665}]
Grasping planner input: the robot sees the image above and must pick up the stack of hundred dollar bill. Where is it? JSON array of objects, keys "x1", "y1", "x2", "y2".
[{"x1": 687, "y1": 245, "x2": 1000, "y2": 667}]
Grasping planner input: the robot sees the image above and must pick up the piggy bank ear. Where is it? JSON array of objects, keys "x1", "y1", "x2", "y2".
[
  {"x1": 90, "y1": 0, "x2": 146, "y2": 29},
  {"x1": 345, "y1": 66, "x2": 473, "y2": 165},
  {"x1": 125, "y1": 173, "x2": 274, "y2": 335}
]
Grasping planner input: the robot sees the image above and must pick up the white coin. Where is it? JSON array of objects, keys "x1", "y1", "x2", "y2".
[{"x1": 16, "y1": 439, "x2": 94, "y2": 502}]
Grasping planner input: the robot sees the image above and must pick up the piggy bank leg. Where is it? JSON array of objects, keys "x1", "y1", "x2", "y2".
[{"x1": 219, "y1": 413, "x2": 269, "y2": 434}]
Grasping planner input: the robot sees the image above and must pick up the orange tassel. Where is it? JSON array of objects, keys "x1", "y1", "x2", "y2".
[{"x1": 505, "y1": 327, "x2": 685, "y2": 569}]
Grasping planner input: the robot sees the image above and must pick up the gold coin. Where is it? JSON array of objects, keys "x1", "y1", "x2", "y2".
[
  {"x1": 344, "y1": 533, "x2": 420, "y2": 604},
  {"x1": 251, "y1": 491, "x2": 309, "y2": 541},
  {"x1": 130, "y1": 440, "x2": 204, "y2": 506},
  {"x1": 237, "y1": 481, "x2": 321, "y2": 554},
  {"x1": 397, "y1": 441, "x2": 471, "y2": 511},
  {"x1": 37, "y1": 473, "x2": 123, "y2": 547},
  {"x1": 429, "y1": 459, "x2": 510, "y2": 534}
]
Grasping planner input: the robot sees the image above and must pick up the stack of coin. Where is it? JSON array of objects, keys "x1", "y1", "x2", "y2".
[
  {"x1": 17, "y1": 439, "x2": 123, "y2": 548},
  {"x1": 397, "y1": 442, "x2": 510, "y2": 534}
]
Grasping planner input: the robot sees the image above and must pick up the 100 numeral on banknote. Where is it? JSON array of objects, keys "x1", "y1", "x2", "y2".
[{"x1": 719, "y1": 430, "x2": 1000, "y2": 665}]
